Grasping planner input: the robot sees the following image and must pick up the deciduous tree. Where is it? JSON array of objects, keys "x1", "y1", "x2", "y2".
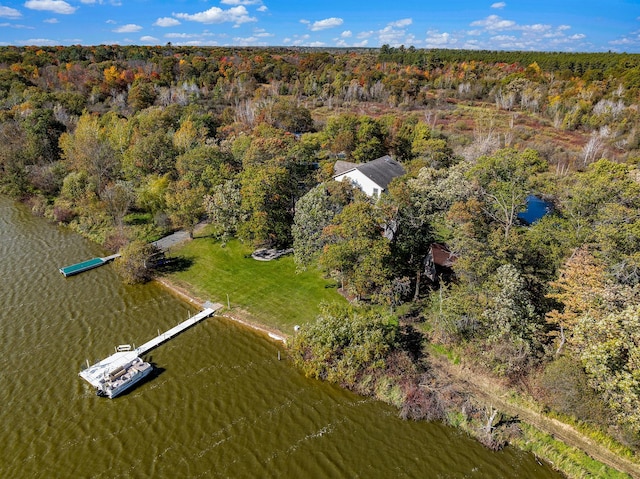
[
  {"x1": 576, "y1": 305, "x2": 640, "y2": 434},
  {"x1": 320, "y1": 200, "x2": 391, "y2": 299},
  {"x1": 204, "y1": 179, "x2": 242, "y2": 244},
  {"x1": 59, "y1": 113, "x2": 119, "y2": 194},
  {"x1": 239, "y1": 162, "x2": 294, "y2": 247},
  {"x1": 470, "y1": 148, "x2": 547, "y2": 241},
  {"x1": 292, "y1": 182, "x2": 355, "y2": 270},
  {"x1": 165, "y1": 180, "x2": 205, "y2": 237}
]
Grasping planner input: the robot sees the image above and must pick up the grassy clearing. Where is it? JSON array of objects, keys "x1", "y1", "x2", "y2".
[
  {"x1": 514, "y1": 424, "x2": 632, "y2": 479},
  {"x1": 164, "y1": 236, "x2": 344, "y2": 333}
]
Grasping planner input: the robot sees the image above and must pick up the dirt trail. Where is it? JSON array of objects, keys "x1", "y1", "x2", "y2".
[{"x1": 432, "y1": 356, "x2": 640, "y2": 478}]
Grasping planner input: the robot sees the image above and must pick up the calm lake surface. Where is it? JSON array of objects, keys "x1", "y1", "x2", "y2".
[{"x1": 0, "y1": 196, "x2": 562, "y2": 478}]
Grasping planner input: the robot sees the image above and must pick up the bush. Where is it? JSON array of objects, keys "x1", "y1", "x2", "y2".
[
  {"x1": 535, "y1": 355, "x2": 609, "y2": 424},
  {"x1": 289, "y1": 302, "x2": 399, "y2": 387}
]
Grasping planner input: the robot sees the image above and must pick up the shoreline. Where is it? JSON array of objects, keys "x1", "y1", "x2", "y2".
[
  {"x1": 15, "y1": 199, "x2": 638, "y2": 478},
  {"x1": 154, "y1": 276, "x2": 288, "y2": 344},
  {"x1": 152, "y1": 275, "x2": 640, "y2": 478}
]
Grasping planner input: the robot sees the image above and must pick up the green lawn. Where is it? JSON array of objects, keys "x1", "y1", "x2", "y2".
[{"x1": 165, "y1": 237, "x2": 345, "y2": 333}]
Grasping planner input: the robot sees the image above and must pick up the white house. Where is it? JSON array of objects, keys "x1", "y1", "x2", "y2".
[{"x1": 333, "y1": 155, "x2": 406, "y2": 198}]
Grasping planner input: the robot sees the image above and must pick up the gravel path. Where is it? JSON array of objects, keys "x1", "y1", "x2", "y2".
[{"x1": 152, "y1": 230, "x2": 191, "y2": 251}]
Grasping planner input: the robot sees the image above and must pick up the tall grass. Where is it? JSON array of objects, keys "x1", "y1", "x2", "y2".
[{"x1": 514, "y1": 424, "x2": 632, "y2": 479}]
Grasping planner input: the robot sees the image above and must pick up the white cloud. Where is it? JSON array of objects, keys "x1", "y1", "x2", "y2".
[
  {"x1": 389, "y1": 18, "x2": 412, "y2": 28},
  {"x1": 491, "y1": 2, "x2": 506, "y2": 9},
  {"x1": 140, "y1": 35, "x2": 159, "y2": 43},
  {"x1": 404, "y1": 33, "x2": 417, "y2": 45},
  {"x1": 43, "y1": 17, "x2": 58, "y2": 23},
  {"x1": 610, "y1": 37, "x2": 634, "y2": 46},
  {"x1": 221, "y1": 0, "x2": 261, "y2": 4},
  {"x1": 18, "y1": 37, "x2": 57, "y2": 45},
  {"x1": 174, "y1": 6, "x2": 256, "y2": 25},
  {"x1": 464, "y1": 39, "x2": 480, "y2": 48},
  {"x1": 165, "y1": 32, "x2": 201, "y2": 39},
  {"x1": 464, "y1": 11, "x2": 589, "y2": 51},
  {"x1": 233, "y1": 35, "x2": 268, "y2": 46},
  {"x1": 24, "y1": 0, "x2": 76, "y2": 14},
  {"x1": 252, "y1": 28, "x2": 273, "y2": 38},
  {"x1": 341, "y1": 30, "x2": 352, "y2": 38},
  {"x1": 309, "y1": 17, "x2": 343, "y2": 31},
  {"x1": 424, "y1": 30, "x2": 457, "y2": 47},
  {"x1": 471, "y1": 15, "x2": 515, "y2": 30},
  {"x1": 461, "y1": 20, "x2": 589, "y2": 51},
  {"x1": 378, "y1": 25, "x2": 407, "y2": 45},
  {"x1": 113, "y1": 24, "x2": 142, "y2": 33},
  {"x1": 0, "y1": 6, "x2": 21, "y2": 18},
  {"x1": 79, "y1": 0, "x2": 122, "y2": 4},
  {"x1": 0, "y1": 22, "x2": 33, "y2": 29},
  {"x1": 154, "y1": 17, "x2": 180, "y2": 27},
  {"x1": 491, "y1": 34, "x2": 517, "y2": 42},
  {"x1": 521, "y1": 23, "x2": 550, "y2": 33},
  {"x1": 283, "y1": 33, "x2": 310, "y2": 46},
  {"x1": 370, "y1": 18, "x2": 415, "y2": 46},
  {"x1": 257, "y1": 5, "x2": 267, "y2": 12}
]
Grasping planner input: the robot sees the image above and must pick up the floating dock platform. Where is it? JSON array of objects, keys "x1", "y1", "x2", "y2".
[
  {"x1": 59, "y1": 254, "x2": 121, "y2": 277},
  {"x1": 79, "y1": 303, "x2": 223, "y2": 397}
]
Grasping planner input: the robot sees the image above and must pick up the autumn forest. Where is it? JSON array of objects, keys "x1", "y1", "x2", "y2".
[{"x1": 1, "y1": 44, "x2": 640, "y2": 470}]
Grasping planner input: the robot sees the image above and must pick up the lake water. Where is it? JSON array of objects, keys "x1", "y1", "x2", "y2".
[{"x1": 0, "y1": 196, "x2": 562, "y2": 478}]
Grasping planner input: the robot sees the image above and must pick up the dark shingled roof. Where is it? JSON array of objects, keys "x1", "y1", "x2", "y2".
[
  {"x1": 333, "y1": 160, "x2": 358, "y2": 176},
  {"x1": 344, "y1": 155, "x2": 406, "y2": 190}
]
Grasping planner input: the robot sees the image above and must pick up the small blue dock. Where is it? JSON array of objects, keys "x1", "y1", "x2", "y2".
[{"x1": 59, "y1": 254, "x2": 121, "y2": 277}]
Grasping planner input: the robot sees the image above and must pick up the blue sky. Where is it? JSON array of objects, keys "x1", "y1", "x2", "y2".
[{"x1": 1, "y1": 0, "x2": 640, "y2": 52}]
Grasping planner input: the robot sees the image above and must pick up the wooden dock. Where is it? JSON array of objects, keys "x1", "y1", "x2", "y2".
[
  {"x1": 134, "y1": 303, "x2": 223, "y2": 356},
  {"x1": 79, "y1": 303, "x2": 223, "y2": 390},
  {"x1": 59, "y1": 254, "x2": 121, "y2": 277}
]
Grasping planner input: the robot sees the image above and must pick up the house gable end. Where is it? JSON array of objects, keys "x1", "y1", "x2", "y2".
[{"x1": 332, "y1": 155, "x2": 405, "y2": 197}]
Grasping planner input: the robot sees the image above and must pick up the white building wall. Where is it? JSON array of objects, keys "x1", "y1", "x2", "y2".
[{"x1": 334, "y1": 170, "x2": 382, "y2": 197}]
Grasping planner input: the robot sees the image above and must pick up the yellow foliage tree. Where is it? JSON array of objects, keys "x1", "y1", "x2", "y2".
[{"x1": 546, "y1": 247, "x2": 609, "y2": 355}]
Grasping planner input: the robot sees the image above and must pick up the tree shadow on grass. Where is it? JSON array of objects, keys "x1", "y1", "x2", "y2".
[
  {"x1": 193, "y1": 232, "x2": 218, "y2": 240},
  {"x1": 155, "y1": 256, "x2": 194, "y2": 274}
]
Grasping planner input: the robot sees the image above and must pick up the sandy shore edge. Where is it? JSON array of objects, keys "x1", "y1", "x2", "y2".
[{"x1": 154, "y1": 276, "x2": 288, "y2": 344}]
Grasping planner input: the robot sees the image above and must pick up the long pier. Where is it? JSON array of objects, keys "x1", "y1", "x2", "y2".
[
  {"x1": 135, "y1": 303, "x2": 222, "y2": 356},
  {"x1": 79, "y1": 303, "x2": 223, "y2": 391}
]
